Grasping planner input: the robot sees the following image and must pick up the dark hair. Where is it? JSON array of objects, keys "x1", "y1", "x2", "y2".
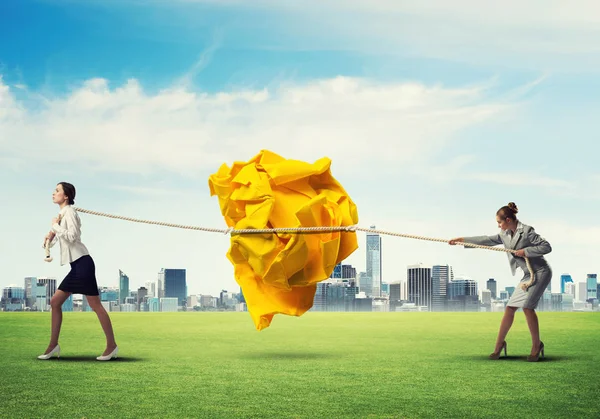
[
  {"x1": 497, "y1": 202, "x2": 518, "y2": 221},
  {"x1": 58, "y1": 182, "x2": 76, "y2": 205}
]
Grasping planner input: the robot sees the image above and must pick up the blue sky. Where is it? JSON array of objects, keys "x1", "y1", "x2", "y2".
[{"x1": 1, "y1": 0, "x2": 599, "y2": 297}]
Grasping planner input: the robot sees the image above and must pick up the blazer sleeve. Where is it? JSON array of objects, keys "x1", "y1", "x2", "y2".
[
  {"x1": 523, "y1": 227, "x2": 552, "y2": 257},
  {"x1": 51, "y1": 208, "x2": 81, "y2": 243},
  {"x1": 462, "y1": 234, "x2": 503, "y2": 247},
  {"x1": 48, "y1": 234, "x2": 58, "y2": 248}
]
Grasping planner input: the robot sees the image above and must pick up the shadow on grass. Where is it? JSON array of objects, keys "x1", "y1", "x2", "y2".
[
  {"x1": 464, "y1": 355, "x2": 572, "y2": 362},
  {"x1": 241, "y1": 352, "x2": 333, "y2": 360},
  {"x1": 36, "y1": 356, "x2": 144, "y2": 362}
]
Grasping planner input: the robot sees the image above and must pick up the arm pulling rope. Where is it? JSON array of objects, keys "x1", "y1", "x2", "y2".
[{"x1": 71, "y1": 207, "x2": 535, "y2": 291}]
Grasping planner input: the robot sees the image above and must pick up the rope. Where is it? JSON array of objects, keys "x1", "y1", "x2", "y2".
[
  {"x1": 354, "y1": 227, "x2": 535, "y2": 289},
  {"x1": 72, "y1": 206, "x2": 536, "y2": 290},
  {"x1": 73, "y1": 207, "x2": 230, "y2": 234}
]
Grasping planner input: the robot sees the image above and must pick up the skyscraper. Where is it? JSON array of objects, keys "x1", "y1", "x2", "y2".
[
  {"x1": 36, "y1": 284, "x2": 48, "y2": 311},
  {"x1": 481, "y1": 289, "x2": 492, "y2": 306},
  {"x1": 407, "y1": 264, "x2": 432, "y2": 309},
  {"x1": 486, "y1": 278, "x2": 497, "y2": 299},
  {"x1": 100, "y1": 287, "x2": 119, "y2": 302},
  {"x1": 331, "y1": 263, "x2": 357, "y2": 280},
  {"x1": 157, "y1": 269, "x2": 165, "y2": 299},
  {"x1": 576, "y1": 282, "x2": 587, "y2": 302},
  {"x1": 389, "y1": 281, "x2": 406, "y2": 311},
  {"x1": 358, "y1": 272, "x2": 372, "y2": 296},
  {"x1": 119, "y1": 270, "x2": 129, "y2": 303},
  {"x1": 24, "y1": 277, "x2": 37, "y2": 308},
  {"x1": 389, "y1": 282, "x2": 402, "y2": 302},
  {"x1": 586, "y1": 274, "x2": 598, "y2": 300},
  {"x1": 311, "y1": 279, "x2": 358, "y2": 312},
  {"x1": 448, "y1": 279, "x2": 478, "y2": 299},
  {"x1": 325, "y1": 283, "x2": 356, "y2": 312},
  {"x1": 565, "y1": 282, "x2": 576, "y2": 297},
  {"x1": 313, "y1": 282, "x2": 329, "y2": 311},
  {"x1": 145, "y1": 280, "x2": 156, "y2": 298},
  {"x1": 137, "y1": 287, "x2": 148, "y2": 309},
  {"x1": 164, "y1": 268, "x2": 187, "y2": 306},
  {"x1": 36, "y1": 277, "x2": 57, "y2": 306},
  {"x1": 432, "y1": 265, "x2": 452, "y2": 311},
  {"x1": 331, "y1": 263, "x2": 342, "y2": 279},
  {"x1": 560, "y1": 274, "x2": 574, "y2": 294},
  {"x1": 380, "y1": 282, "x2": 389, "y2": 295},
  {"x1": 62, "y1": 295, "x2": 74, "y2": 311},
  {"x1": 447, "y1": 278, "x2": 479, "y2": 312},
  {"x1": 366, "y1": 226, "x2": 382, "y2": 297},
  {"x1": 342, "y1": 264, "x2": 357, "y2": 280}
]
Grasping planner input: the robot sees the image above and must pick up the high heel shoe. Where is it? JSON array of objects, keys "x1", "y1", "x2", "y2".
[
  {"x1": 37, "y1": 344, "x2": 60, "y2": 360},
  {"x1": 527, "y1": 341, "x2": 544, "y2": 362},
  {"x1": 96, "y1": 346, "x2": 118, "y2": 361},
  {"x1": 489, "y1": 341, "x2": 507, "y2": 360}
]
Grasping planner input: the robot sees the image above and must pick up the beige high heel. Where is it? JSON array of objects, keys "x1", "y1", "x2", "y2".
[
  {"x1": 527, "y1": 341, "x2": 544, "y2": 362},
  {"x1": 489, "y1": 341, "x2": 507, "y2": 360}
]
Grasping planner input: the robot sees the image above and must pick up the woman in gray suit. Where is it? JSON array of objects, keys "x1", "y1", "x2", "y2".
[{"x1": 449, "y1": 202, "x2": 552, "y2": 362}]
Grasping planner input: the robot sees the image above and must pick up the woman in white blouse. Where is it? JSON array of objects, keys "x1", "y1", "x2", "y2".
[{"x1": 38, "y1": 182, "x2": 118, "y2": 361}]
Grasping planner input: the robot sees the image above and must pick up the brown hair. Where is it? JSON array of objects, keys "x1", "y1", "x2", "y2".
[
  {"x1": 58, "y1": 182, "x2": 76, "y2": 205},
  {"x1": 497, "y1": 202, "x2": 518, "y2": 221}
]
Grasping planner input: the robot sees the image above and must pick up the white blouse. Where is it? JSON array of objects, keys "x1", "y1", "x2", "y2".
[{"x1": 49, "y1": 205, "x2": 90, "y2": 265}]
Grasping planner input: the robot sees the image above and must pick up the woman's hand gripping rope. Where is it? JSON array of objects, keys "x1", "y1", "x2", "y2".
[
  {"x1": 43, "y1": 214, "x2": 62, "y2": 262},
  {"x1": 448, "y1": 237, "x2": 535, "y2": 292}
]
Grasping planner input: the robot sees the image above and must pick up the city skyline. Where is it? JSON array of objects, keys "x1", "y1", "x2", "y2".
[
  {"x1": 5, "y1": 240, "x2": 598, "y2": 300},
  {"x1": 4, "y1": 232, "x2": 599, "y2": 306},
  {"x1": 4, "y1": 258, "x2": 598, "y2": 313}
]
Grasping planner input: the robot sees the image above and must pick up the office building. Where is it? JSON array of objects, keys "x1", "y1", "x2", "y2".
[{"x1": 366, "y1": 226, "x2": 382, "y2": 297}]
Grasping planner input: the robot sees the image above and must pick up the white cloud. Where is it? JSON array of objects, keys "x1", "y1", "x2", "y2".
[
  {"x1": 406, "y1": 155, "x2": 579, "y2": 192},
  {"x1": 323, "y1": 1, "x2": 600, "y2": 26},
  {"x1": 0, "y1": 77, "x2": 22, "y2": 120},
  {"x1": 172, "y1": 0, "x2": 600, "y2": 71},
  {"x1": 0, "y1": 75, "x2": 523, "y2": 177},
  {"x1": 42, "y1": 1, "x2": 600, "y2": 72},
  {"x1": 108, "y1": 185, "x2": 198, "y2": 198},
  {"x1": 175, "y1": 28, "x2": 224, "y2": 89},
  {"x1": 181, "y1": 0, "x2": 600, "y2": 24},
  {"x1": 462, "y1": 172, "x2": 574, "y2": 188},
  {"x1": 538, "y1": 220, "x2": 600, "y2": 247},
  {"x1": 325, "y1": 2, "x2": 600, "y2": 71}
]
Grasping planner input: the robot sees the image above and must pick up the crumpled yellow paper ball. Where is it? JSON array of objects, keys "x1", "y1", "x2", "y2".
[{"x1": 208, "y1": 150, "x2": 359, "y2": 330}]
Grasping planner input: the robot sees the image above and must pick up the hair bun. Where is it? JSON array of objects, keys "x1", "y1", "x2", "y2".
[{"x1": 508, "y1": 202, "x2": 518, "y2": 213}]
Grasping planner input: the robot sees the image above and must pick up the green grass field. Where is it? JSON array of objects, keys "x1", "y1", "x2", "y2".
[{"x1": 1, "y1": 311, "x2": 599, "y2": 418}]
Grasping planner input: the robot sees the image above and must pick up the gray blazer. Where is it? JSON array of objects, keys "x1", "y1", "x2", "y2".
[{"x1": 463, "y1": 221, "x2": 552, "y2": 276}]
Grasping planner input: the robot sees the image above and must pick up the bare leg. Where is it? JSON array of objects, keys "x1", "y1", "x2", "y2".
[
  {"x1": 523, "y1": 308, "x2": 541, "y2": 355},
  {"x1": 86, "y1": 296, "x2": 117, "y2": 356},
  {"x1": 44, "y1": 290, "x2": 72, "y2": 354},
  {"x1": 493, "y1": 306, "x2": 518, "y2": 353}
]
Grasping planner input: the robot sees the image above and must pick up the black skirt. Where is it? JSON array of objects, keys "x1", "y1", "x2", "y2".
[{"x1": 58, "y1": 255, "x2": 100, "y2": 296}]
